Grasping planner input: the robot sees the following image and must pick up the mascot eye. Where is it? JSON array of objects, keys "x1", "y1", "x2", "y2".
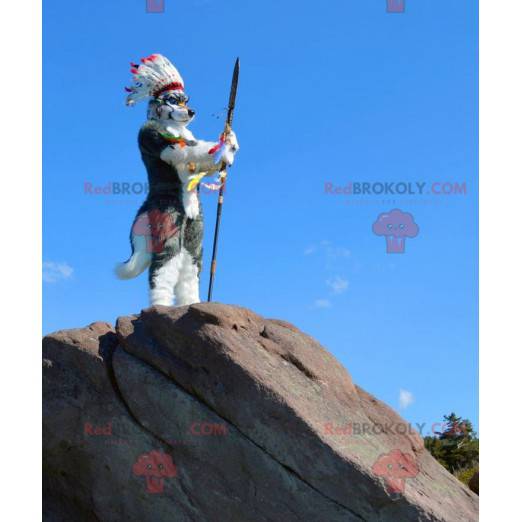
[{"x1": 162, "y1": 94, "x2": 189, "y2": 106}]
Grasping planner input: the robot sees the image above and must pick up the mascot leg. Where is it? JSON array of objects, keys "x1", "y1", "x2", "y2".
[
  {"x1": 149, "y1": 254, "x2": 183, "y2": 306},
  {"x1": 174, "y1": 250, "x2": 200, "y2": 305}
]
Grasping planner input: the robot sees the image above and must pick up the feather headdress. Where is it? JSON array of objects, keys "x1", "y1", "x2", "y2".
[{"x1": 125, "y1": 54, "x2": 184, "y2": 106}]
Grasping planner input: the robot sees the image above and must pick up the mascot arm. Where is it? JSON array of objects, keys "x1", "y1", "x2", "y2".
[
  {"x1": 160, "y1": 140, "x2": 221, "y2": 174},
  {"x1": 139, "y1": 126, "x2": 217, "y2": 174},
  {"x1": 160, "y1": 128, "x2": 239, "y2": 174},
  {"x1": 139, "y1": 125, "x2": 239, "y2": 175}
]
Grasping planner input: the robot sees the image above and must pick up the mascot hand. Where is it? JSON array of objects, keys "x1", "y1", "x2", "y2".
[{"x1": 221, "y1": 129, "x2": 239, "y2": 166}]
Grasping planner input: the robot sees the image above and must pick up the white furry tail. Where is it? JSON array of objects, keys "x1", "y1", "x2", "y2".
[{"x1": 115, "y1": 235, "x2": 152, "y2": 280}]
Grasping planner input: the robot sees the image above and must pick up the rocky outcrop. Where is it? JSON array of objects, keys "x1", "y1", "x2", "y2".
[
  {"x1": 469, "y1": 471, "x2": 479, "y2": 495},
  {"x1": 43, "y1": 303, "x2": 479, "y2": 522}
]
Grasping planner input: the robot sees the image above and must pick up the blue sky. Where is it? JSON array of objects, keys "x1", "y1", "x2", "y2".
[{"x1": 43, "y1": 0, "x2": 478, "y2": 433}]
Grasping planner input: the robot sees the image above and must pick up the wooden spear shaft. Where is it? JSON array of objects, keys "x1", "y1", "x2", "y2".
[{"x1": 207, "y1": 58, "x2": 240, "y2": 302}]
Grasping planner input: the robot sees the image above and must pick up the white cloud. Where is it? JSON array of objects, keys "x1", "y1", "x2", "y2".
[
  {"x1": 43, "y1": 261, "x2": 74, "y2": 283},
  {"x1": 305, "y1": 241, "x2": 351, "y2": 309},
  {"x1": 326, "y1": 276, "x2": 349, "y2": 295},
  {"x1": 323, "y1": 242, "x2": 351, "y2": 260},
  {"x1": 313, "y1": 299, "x2": 332, "y2": 309},
  {"x1": 305, "y1": 241, "x2": 351, "y2": 260},
  {"x1": 399, "y1": 389, "x2": 414, "y2": 410},
  {"x1": 328, "y1": 246, "x2": 351, "y2": 260}
]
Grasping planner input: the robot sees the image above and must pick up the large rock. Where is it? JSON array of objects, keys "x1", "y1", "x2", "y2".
[{"x1": 43, "y1": 303, "x2": 478, "y2": 521}]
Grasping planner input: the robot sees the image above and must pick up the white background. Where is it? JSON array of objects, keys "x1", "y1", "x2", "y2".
[{"x1": 0, "y1": 0, "x2": 520, "y2": 519}]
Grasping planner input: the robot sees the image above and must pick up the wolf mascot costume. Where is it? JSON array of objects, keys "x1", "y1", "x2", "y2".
[{"x1": 115, "y1": 54, "x2": 239, "y2": 306}]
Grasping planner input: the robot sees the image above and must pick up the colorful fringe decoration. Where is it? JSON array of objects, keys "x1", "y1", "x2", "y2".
[
  {"x1": 201, "y1": 182, "x2": 222, "y2": 191},
  {"x1": 187, "y1": 172, "x2": 226, "y2": 192},
  {"x1": 208, "y1": 134, "x2": 227, "y2": 165},
  {"x1": 187, "y1": 172, "x2": 207, "y2": 192},
  {"x1": 160, "y1": 132, "x2": 187, "y2": 148}
]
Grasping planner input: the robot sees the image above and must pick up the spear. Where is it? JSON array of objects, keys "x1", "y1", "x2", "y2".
[{"x1": 207, "y1": 57, "x2": 240, "y2": 302}]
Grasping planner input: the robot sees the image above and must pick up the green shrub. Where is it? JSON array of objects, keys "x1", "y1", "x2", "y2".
[
  {"x1": 424, "y1": 413, "x2": 479, "y2": 474},
  {"x1": 456, "y1": 466, "x2": 478, "y2": 487}
]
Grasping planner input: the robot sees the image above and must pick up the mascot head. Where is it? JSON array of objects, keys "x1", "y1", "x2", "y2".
[{"x1": 125, "y1": 54, "x2": 195, "y2": 127}]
